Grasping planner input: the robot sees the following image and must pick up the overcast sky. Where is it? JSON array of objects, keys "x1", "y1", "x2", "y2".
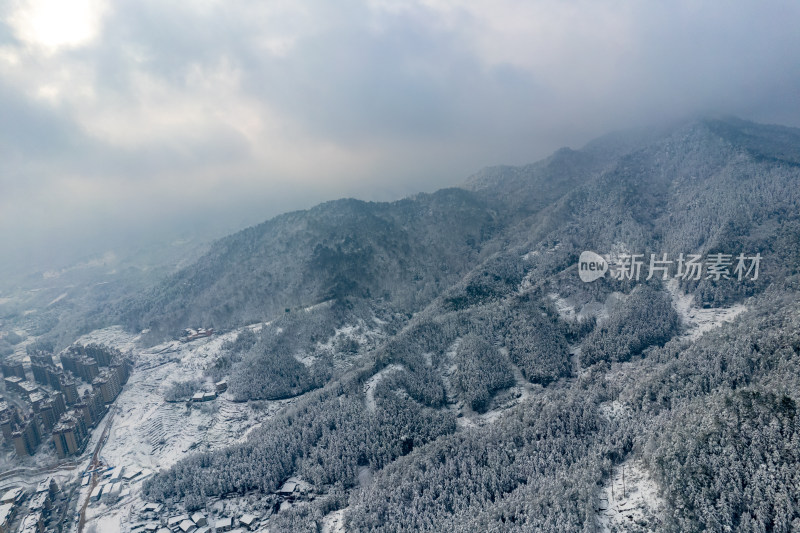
[{"x1": 2, "y1": 0, "x2": 799, "y2": 272}]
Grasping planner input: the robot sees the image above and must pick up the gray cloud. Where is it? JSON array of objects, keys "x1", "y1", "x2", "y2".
[{"x1": 1, "y1": 0, "x2": 799, "y2": 273}]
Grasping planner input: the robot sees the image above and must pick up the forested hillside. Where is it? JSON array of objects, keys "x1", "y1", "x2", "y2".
[
  {"x1": 119, "y1": 190, "x2": 502, "y2": 340},
  {"x1": 139, "y1": 118, "x2": 800, "y2": 532}
]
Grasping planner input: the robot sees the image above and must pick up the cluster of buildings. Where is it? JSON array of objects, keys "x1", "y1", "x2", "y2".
[
  {"x1": 180, "y1": 328, "x2": 214, "y2": 343},
  {"x1": 86, "y1": 465, "x2": 143, "y2": 506},
  {"x1": 133, "y1": 508, "x2": 262, "y2": 533},
  {"x1": 0, "y1": 478, "x2": 59, "y2": 533},
  {"x1": 189, "y1": 380, "x2": 226, "y2": 404},
  {"x1": 191, "y1": 391, "x2": 217, "y2": 403},
  {"x1": 130, "y1": 478, "x2": 310, "y2": 533},
  {"x1": 0, "y1": 344, "x2": 132, "y2": 459}
]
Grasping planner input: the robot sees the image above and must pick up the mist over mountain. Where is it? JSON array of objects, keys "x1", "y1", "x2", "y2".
[
  {"x1": 4, "y1": 1, "x2": 800, "y2": 530},
  {"x1": 118, "y1": 117, "x2": 799, "y2": 339}
]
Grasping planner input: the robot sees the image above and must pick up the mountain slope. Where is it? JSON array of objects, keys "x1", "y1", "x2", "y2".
[
  {"x1": 120, "y1": 188, "x2": 501, "y2": 339},
  {"x1": 124, "y1": 116, "x2": 800, "y2": 342},
  {"x1": 138, "y1": 117, "x2": 800, "y2": 532}
]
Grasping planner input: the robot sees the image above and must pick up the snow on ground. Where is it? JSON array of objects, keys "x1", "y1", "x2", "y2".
[
  {"x1": 549, "y1": 293, "x2": 578, "y2": 321},
  {"x1": 598, "y1": 400, "x2": 631, "y2": 422},
  {"x1": 73, "y1": 326, "x2": 141, "y2": 355},
  {"x1": 550, "y1": 281, "x2": 746, "y2": 343},
  {"x1": 314, "y1": 321, "x2": 386, "y2": 371},
  {"x1": 364, "y1": 364, "x2": 403, "y2": 412},
  {"x1": 48, "y1": 292, "x2": 68, "y2": 306},
  {"x1": 471, "y1": 354, "x2": 538, "y2": 426},
  {"x1": 667, "y1": 280, "x2": 746, "y2": 340},
  {"x1": 322, "y1": 509, "x2": 346, "y2": 533},
  {"x1": 441, "y1": 342, "x2": 539, "y2": 429},
  {"x1": 304, "y1": 300, "x2": 334, "y2": 313},
  {"x1": 548, "y1": 292, "x2": 626, "y2": 325},
  {"x1": 73, "y1": 319, "x2": 388, "y2": 532},
  {"x1": 596, "y1": 458, "x2": 665, "y2": 532},
  {"x1": 97, "y1": 332, "x2": 263, "y2": 470},
  {"x1": 84, "y1": 496, "x2": 138, "y2": 533},
  {"x1": 77, "y1": 325, "x2": 292, "y2": 533}
]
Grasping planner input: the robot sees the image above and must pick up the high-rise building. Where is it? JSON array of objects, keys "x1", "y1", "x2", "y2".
[
  {"x1": 31, "y1": 363, "x2": 49, "y2": 386},
  {"x1": 29, "y1": 352, "x2": 54, "y2": 367},
  {"x1": 1, "y1": 362, "x2": 26, "y2": 380},
  {"x1": 62, "y1": 379, "x2": 79, "y2": 405},
  {"x1": 52, "y1": 415, "x2": 87, "y2": 458},
  {"x1": 39, "y1": 402, "x2": 57, "y2": 432},
  {"x1": 12, "y1": 417, "x2": 41, "y2": 456},
  {"x1": 51, "y1": 392, "x2": 66, "y2": 418},
  {"x1": 1, "y1": 418, "x2": 14, "y2": 445}
]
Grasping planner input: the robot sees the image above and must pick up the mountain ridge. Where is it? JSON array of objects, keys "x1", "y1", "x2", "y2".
[
  {"x1": 114, "y1": 117, "x2": 800, "y2": 344},
  {"x1": 137, "y1": 116, "x2": 800, "y2": 532}
]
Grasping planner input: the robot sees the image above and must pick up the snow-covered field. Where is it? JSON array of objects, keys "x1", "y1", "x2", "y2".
[
  {"x1": 548, "y1": 291, "x2": 627, "y2": 325},
  {"x1": 99, "y1": 334, "x2": 268, "y2": 467},
  {"x1": 321, "y1": 508, "x2": 346, "y2": 533},
  {"x1": 313, "y1": 321, "x2": 385, "y2": 371},
  {"x1": 596, "y1": 459, "x2": 665, "y2": 532},
  {"x1": 60, "y1": 317, "x2": 383, "y2": 532},
  {"x1": 666, "y1": 279, "x2": 747, "y2": 339},
  {"x1": 73, "y1": 326, "x2": 280, "y2": 532}
]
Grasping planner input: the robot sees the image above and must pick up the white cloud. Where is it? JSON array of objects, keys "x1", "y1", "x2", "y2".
[
  {"x1": 1, "y1": 0, "x2": 800, "y2": 270},
  {"x1": 7, "y1": 0, "x2": 108, "y2": 52}
]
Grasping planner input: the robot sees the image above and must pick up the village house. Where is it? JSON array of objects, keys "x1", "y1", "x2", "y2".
[
  {"x1": 0, "y1": 503, "x2": 15, "y2": 533},
  {"x1": 166, "y1": 514, "x2": 189, "y2": 529},
  {"x1": 191, "y1": 512, "x2": 207, "y2": 526},
  {"x1": 0, "y1": 487, "x2": 23, "y2": 505},
  {"x1": 239, "y1": 514, "x2": 258, "y2": 530},
  {"x1": 215, "y1": 517, "x2": 233, "y2": 532}
]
